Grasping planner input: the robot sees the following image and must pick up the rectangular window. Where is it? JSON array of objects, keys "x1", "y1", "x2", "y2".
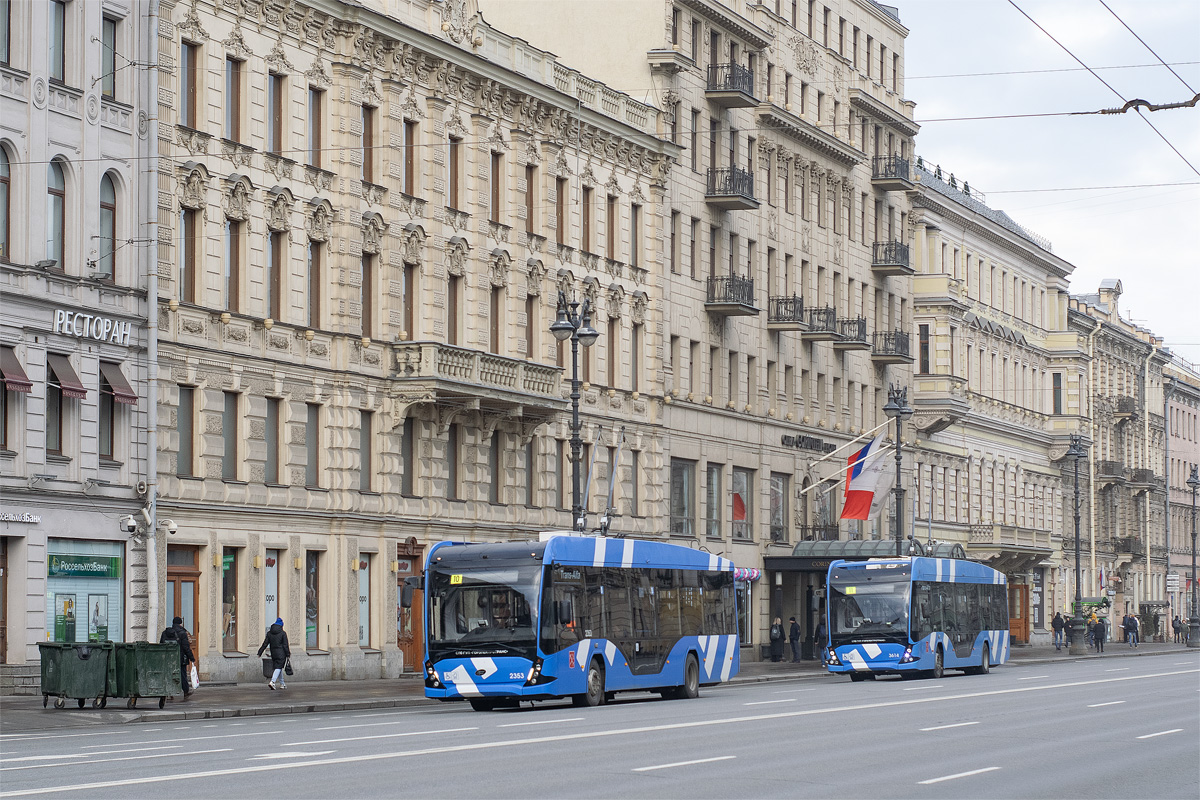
[
  {"x1": 177, "y1": 385, "x2": 193, "y2": 476},
  {"x1": 305, "y1": 551, "x2": 320, "y2": 649},
  {"x1": 361, "y1": 254, "x2": 375, "y2": 339},
  {"x1": 1, "y1": 0, "x2": 13, "y2": 66},
  {"x1": 361, "y1": 105, "x2": 375, "y2": 183},
  {"x1": 357, "y1": 554, "x2": 371, "y2": 647},
  {"x1": 222, "y1": 391, "x2": 238, "y2": 480},
  {"x1": 582, "y1": 187, "x2": 593, "y2": 252},
  {"x1": 669, "y1": 211, "x2": 679, "y2": 274},
  {"x1": 264, "y1": 397, "x2": 280, "y2": 485},
  {"x1": 305, "y1": 402, "x2": 320, "y2": 488},
  {"x1": 629, "y1": 450, "x2": 640, "y2": 516},
  {"x1": 489, "y1": 433, "x2": 503, "y2": 504},
  {"x1": 669, "y1": 458, "x2": 696, "y2": 537},
  {"x1": 690, "y1": 218, "x2": 699, "y2": 279},
  {"x1": 179, "y1": 209, "x2": 197, "y2": 304},
  {"x1": 401, "y1": 416, "x2": 417, "y2": 496},
  {"x1": 307, "y1": 241, "x2": 321, "y2": 328},
  {"x1": 101, "y1": 17, "x2": 116, "y2": 98},
  {"x1": 225, "y1": 57, "x2": 242, "y2": 142},
  {"x1": 490, "y1": 152, "x2": 503, "y2": 224},
  {"x1": 607, "y1": 323, "x2": 618, "y2": 387},
  {"x1": 671, "y1": 8, "x2": 680, "y2": 45},
  {"x1": 731, "y1": 467, "x2": 752, "y2": 540},
  {"x1": 525, "y1": 438, "x2": 536, "y2": 506},
  {"x1": 222, "y1": 547, "x2": 238, "y2": 652},
  {"x1": 489, "y1": 286, "x2": 502, "y2": 354},
  {"x1": 525, "y1": 164, "x2": 537, "y2": 234},
  {"x1": 448, "y1": 136, "x2": 462, "y2": 209},
  {"x1": 307, "y1": 88, "x2": 323, "y2": 167},
  {"x1": 98, "y1": 374, "x2": 115, "y2": 459},
  {"x1": 264, "y1": 548, "x2": 281, "y2": 628},
  {"x1": 631, "y1": 323, "x2": 642, "y2": 394},
  {"x1": 402, "y1": 262, "x2": 416, "y2": 340},
  {"x1": 555, "y1": 177, "x2": 568, "y2": 243},
  {"x1": 554, "y1": 439, "x2": 565, "y2": 510},
  {"x1": 1053, "y1": 372, "x2": 1063, "y2": 415},
  {"x1": 524, "y1": 295, "x2": 537, "y2": 361},
  {"x1": 403, "y1": 120, "x2": 418, "y2": 195},
  {"x1": 919, "y1": 323, "x2": 930, "y2": 374},
  {"x1": 606, "y1": 195, "x2": 617, "y2": 258},
  {"x1": 690, "y1": 109, "x2": 700, "y2": 171},
  {"x1": 447, "y1": 275, "x2": 460, "y2": 345},
  {"x1": 49, "y1": 0, "x2": 65, "y2": 82},
  {"x1": 268, "y1": 231, "x2": 284, "y2": 321},
  {"x1": 690, "y1": 18, "x2": 701, "y2": 62},
  {"x1": 46, "y1": 365, "x2": 64, "y2": 455},
  {"x1": 267, "y1": 73, "x2": 284, "y2": 155},
  {"x1": 446, "y1": 424, "x2": 460, "y2": 500},
  {"x1": 770, "y1": 473, "x2": 789, "y2": 543},
  {"x1": 225, "y1": 220, "x2": 241, "y2": 313},
  {"x1": 353, "y1": 409, "x2": 373, "y2": 492},
  {"x1": 705, "y1": 463, "x2": 722, "y2": 539}
]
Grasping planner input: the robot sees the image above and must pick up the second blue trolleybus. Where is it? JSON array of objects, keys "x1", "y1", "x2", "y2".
[
  {"x1": 824, "y1": 556, "x2": 1009, "y2": 680},
  {"x1": 416, "y1": 534, "x2": 740, "y2": 710}
]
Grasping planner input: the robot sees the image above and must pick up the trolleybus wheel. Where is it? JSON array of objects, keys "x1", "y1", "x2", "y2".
[
  {"x1": 974, "y1": 644, "x2": 990, "y2": 675},
  {"x1": 575, "y1": 659, "x2": 605, "y2": 707},
  {"x1": 849, "y1": 673, "x2": 866, "y2": 682},
  {"x1": 468, "y1": 698, "x2": 496, "y2": 712},
  {"x1": 932, "y1": 647, "x2": 944, "y2": 679},
  {"x1": 681, "y1": 654, "x2": 700, "y2": 699}
]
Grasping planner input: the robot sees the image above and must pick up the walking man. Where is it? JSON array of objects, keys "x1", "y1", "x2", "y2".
[
  {"x1": 1093, "y1": 616, "x2": 1106, "y2": 653},
  {"x1": 788, "y1": 616, "x2": 802, "y2": 663},
  {"x1": 160, "y1": 616, "x2": 195, "y2": 698},
  {"x1": 1127, "y1": 613, "x2": 1138, "y2": 648},
  {"x1": 1051, "y1": 612, "x2": 1065, "y2": 651}
]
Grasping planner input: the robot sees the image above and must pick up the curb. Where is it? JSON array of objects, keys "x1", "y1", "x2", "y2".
[{"x1": 130, "y1": 694, "x2": 437, "y2": 723}]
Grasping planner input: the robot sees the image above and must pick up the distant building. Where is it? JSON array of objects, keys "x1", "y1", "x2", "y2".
[{"x1": 1165, "y1": 357, "x2": 1200, "y2": 623}]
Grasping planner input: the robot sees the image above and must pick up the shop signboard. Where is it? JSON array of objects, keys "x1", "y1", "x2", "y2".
[{"x1": 48, "y1": 554, "x2": 121, "y2": 579}]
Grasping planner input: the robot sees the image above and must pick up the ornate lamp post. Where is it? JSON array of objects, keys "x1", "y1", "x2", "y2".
[
  {"x1": 1067, "y1": 434, "x2": 1089, "y2": 655},
  {"x1": 550, "y1": 291, "x2": 598, "y2": 531},
  {"x1": 1188, "y1": 466, "x2": 1199, "y2": 648},
  {"x1": 883, "y1": 384, "x2": 913, "y2": 558}
]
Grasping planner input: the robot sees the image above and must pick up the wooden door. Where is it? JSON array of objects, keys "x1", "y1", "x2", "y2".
[
  {"x1": 1008, "y1": 584, "x2": 1029, "y2": 645},
  {"x1": 396, "y1": 539, "x2": 425, "y2": 672},
  {"x1": 166, "y1": 545, "x2": 201, "y2": 652}
]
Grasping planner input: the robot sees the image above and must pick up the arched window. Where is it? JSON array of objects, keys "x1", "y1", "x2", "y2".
[
  {"x1": 98, "y1": 174, "x2": 116, "y2": 280},
  {"x1": 47, "y1": 160, "x2": 65, "y2": 270},
  {"x1": 0, "y1": 148, "x2": 9, "y2": 262}
]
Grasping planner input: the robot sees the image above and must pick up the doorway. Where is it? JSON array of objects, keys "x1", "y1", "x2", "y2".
[
  {"x1": 1008, "y1": 583, "x2": 1029, "y2": 645},
  {"x1": 167, "y1": 544, "x2": 201, "y2": 652},
  {"x1": 396, "y1": 538, "x2": 424, "y2": 672}
]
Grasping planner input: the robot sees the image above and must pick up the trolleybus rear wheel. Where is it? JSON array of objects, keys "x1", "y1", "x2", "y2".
[
  {"x1": 681, "y1": 654, "x2": 700, "y2": 699},
  {"x1": 931, "y1": 647, "x2": 944, "y2": 679}
]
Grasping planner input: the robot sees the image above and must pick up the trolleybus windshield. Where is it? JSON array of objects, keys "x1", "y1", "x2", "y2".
[
  {"x1": 828, "y1": 563, "x2": 911, "y2": 644},
  {"x1": 428, "y1": 564, "x2": 541, "y2": 661}
]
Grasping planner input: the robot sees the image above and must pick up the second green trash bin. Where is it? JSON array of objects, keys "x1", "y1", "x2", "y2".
[{"x1": 112, "y1": 641, "x2": 183, "y2": 709}]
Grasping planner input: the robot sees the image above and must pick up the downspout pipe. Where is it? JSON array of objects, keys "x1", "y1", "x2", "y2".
[
  {"x1": 1087, "y1": 318, "x2": 1101, "y2": 597},
  {"x1": 1143, "y1": 345, "x2": 1157, "y2": 608},
  {"x1": 1164, "y1": 378, "x2": 1173, "y2": 609},
  {"x1": 145, "y1": 0, "x2": 162, "y2": 640}
]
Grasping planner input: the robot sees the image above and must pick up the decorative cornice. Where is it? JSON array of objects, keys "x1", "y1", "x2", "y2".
[
  {"x1": 848, "y1": 88, "x2": 919, "y2": 137},
  {"x1": 678, "y1": 0, "x2": 772, "y2": 50},
  {"x1": 756, "y1": 104, "x2": 862, "y2": 168}
]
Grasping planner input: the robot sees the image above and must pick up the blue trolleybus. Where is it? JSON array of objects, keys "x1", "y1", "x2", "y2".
[
  {"x1": 824, "y1": 556, "x2": 1009, "y2": 680},
  {"x1": 416, "y1": 534, "x2": 739, "y2": 710}
]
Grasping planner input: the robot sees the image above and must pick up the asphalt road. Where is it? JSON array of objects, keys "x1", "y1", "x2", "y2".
[{"x1": 2, "y1": 653, "x2": 1197, "y2": 799}]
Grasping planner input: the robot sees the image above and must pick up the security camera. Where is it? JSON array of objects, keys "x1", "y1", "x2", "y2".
[
  {"x1": 140, "y1": 507, "x2": 153, "y2": 527},
  {"x1": 121, "y1": 515, "x2": 137, "y2": 533},
  {"x1": 162, "y1": 519, "x2": 178, "y2": 535}
]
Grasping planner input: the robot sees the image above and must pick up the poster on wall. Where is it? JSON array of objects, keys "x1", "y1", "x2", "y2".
[
  {"x1": 54, "y1": 594, "x2": 77, "y2": 642},
  {"x1": 88, "y1": 595, "x2": 109, "y2": 641}
]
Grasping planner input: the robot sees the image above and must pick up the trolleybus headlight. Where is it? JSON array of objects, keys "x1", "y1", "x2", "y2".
[
  {"x1": 424, "y1": 660, "x2": 442, "y2": 688},
  {"x1": 898, "y1": 646, "x2": 917, "y2": 664},
  {"x1": 523, "y1": 657, "x2": 554, "y2": 686},
  {"x1": 826, "y1": 648, "x2": 840, "y2": 665}
]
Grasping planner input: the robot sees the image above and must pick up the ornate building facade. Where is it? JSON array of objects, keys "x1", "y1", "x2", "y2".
[
  {"x1": 1163, "y1": 357, "x2": 1198, "y2": 623},
  {"x1": 152, "y1": 0, "x2": 672, "y2": 681},
  {"x1": 907, "y1": 161, "x2": 1082, "y2": 646},
  {"x1": 481, "y1": 0, "x2": 918, "y2": 652}
]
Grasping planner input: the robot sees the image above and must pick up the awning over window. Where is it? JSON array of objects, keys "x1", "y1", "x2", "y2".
[
  {"x1": 99, "y1": 361, "x2": 137, "y2": 405},
  {"x1": 46, "y1": 353, "x2": 87, "y2": 399},
  {"x1": 0, "y1": 347, "x2": 33, "y2": 393}
]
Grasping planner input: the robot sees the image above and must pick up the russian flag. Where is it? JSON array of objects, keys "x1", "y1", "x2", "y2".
[{"x1": 840, "y1": 434, "x2": 896, "y2": 521}]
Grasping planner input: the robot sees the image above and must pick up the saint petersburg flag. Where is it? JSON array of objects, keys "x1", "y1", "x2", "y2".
[{"x1": 840, "y1": 434, "x2": 896, "y2": 521}]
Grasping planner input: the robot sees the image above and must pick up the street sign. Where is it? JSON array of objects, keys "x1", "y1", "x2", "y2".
[{"x1": 1166, "y1": 574, "x2": 1180, "y2": 592}]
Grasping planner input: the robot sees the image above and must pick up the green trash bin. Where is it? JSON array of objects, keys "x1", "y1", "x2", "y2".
[
  {"x1": 38, "y1": 641, "x2": 116, "y2": 710},
  {"x1": 112, "y1": 641, "x2": 183, "y2": 709}
]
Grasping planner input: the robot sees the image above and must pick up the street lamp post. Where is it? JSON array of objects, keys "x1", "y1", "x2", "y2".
[
  {"x1": 1188, "y1": 466, "x2": 1200, "y2": 648},
  {"x1": 1067, "y1": 435, "x2": 1089, "y2": 656},
  {"x1": 550, "y1": 291, "x2": 598, "y2": 531},
  {"x1": 883, "y1": 385, "x2": 913, "y2": 558}
]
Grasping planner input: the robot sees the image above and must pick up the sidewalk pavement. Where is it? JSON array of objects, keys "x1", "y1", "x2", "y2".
[{"x1": 2, "y1": 641, "x2": 1194, "y2": 734}]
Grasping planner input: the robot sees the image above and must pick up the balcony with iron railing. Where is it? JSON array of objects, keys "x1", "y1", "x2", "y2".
[
  {"x1": 1111, "y1": 536, "x2": 1145, "y2": 557},
  {"x1": 871, "y1": 155, "x2": 914, "y2": 191},
  {"x1": 706, "y1": 62, "x2": 757, "y2": 108},
  {"x1": 769, "y1": 524, "x2": 789, "y2": 544},
  {"x1": 705, "y1": 274, "x2": 758, "y2": 317},
  {"x1": 833, "y1": 317, "x2": 869, "y2": 351},
  {"x1": 1097, "y1": 460, "x2": 1126, "y2": 486},
  {"x1": 1129, "y1": 467, "x2": 1161, "y2": 489},
  {"x1": 705, "y1": 165, "x2": 759, "y2": 210},
  {"x1": 801, "y1": 306, "x2": 838, "y2": 341},
  {"x1": 872, "y1": 330, "x2": 913, "y2": 364},
  {"x1": 871, "y1": 241, "x2": 913, "y2": 277},
  {"x1": 798, "y1": 524, "x2": 840, "y2": 542},
  {"x1": 767, "y1": 294, "x2": 806, "y2": 331},
  {"x1": 1111, "y1": 395, "x2": 1137, "y2": 421}
]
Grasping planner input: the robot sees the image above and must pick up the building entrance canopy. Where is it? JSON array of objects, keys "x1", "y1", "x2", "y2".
[{"x1": 764, "y1": 539, "x2": 967, "y2": 573}]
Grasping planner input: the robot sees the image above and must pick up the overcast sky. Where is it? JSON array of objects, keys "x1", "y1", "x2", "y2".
[{"x1": 897, "y1": 0, "x2": 1200, "y2": 365}]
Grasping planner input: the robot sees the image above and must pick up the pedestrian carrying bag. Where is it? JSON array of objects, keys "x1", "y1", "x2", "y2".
[
  {"x1": 262, "y1": 658, "x2": 274, "y2": 679},
  {"x1": 284, "y1": 657, "x2": 294, "y2": 676}
]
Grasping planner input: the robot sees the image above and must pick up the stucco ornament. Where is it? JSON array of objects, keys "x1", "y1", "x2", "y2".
[{"x1": 439, "y1": 0, "x2": 480, "y2": 45}]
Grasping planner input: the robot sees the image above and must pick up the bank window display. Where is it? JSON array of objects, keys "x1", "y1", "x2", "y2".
[
  {"x1": 45, "y1": 539, "x2": 123, "y2": 642},
  {"x1": 264, "y1": 549, "x2": 281, "y2": 629},
  {"x1": 305, "y1": 550, "x2": 320, "y2": 649},
  {"x1": 222, "y1": 547, "x2": 238, "y2": 651},
  {"x1": 358, "y1": 555, "x2": 372, "y2": 648},
  {"x1": 735, "y1": 581, "x2": 751, "y2": 646}
]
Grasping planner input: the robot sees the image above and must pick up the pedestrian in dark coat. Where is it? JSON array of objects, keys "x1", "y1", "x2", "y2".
[
  {"x1": 256, "y1": 618, "x2": 292, "y2": 690},
  {"x1": 160, "y1": 616, "x2": 195, "y2": 697},
  {"x1": 1092, "y1": 616, "x2": 1106, "y2": 653},
  {"x1": 768, "y1": 617, "x2": 785, "y2": 662},
  {"x1": 1051, "y1": 612, "x2": 1065, "y2": 650},
  {"x1": 788, "y1": 617, "x2": 802, "y2": 663}
]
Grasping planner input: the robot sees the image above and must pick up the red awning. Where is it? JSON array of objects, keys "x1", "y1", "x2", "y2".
[
  {"x1": 46, "y1": 353, "x2": 87, "y2": 399},
  {"x1": 0, "y1": 347, "x2": 33, "y2": 393},
  {"x1": 99, "y1": 362, "x2": 137, "y2": 405}
]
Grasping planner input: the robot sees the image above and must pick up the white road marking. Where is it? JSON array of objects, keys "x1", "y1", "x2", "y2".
[
  {"x1": 918, "y1": 766, "x2": 1000, "y2": 785},
  {"x1": 0, "y1": 748, "x2": 233, "y2": 774},
  {"x1": 633, "y1": 756, "x2": 736, "y2": 772},
  {"x1": 1136, "y1": 729, "x2": 1182, "y2": 739},
  {"x1": 6, "y1": 667, "x2": 1195, "y2": 798},
  {"x1": 1105, "y1": 668, "x2": 1129, "y2": 672},
  {"x1": 1018, "y1": 675, "x2": 1050, "y2": 680},
  {"x1": 247, "y1": 751, "x2": 335, "y2": 760},
  {"x1": 80, "y1": 731, "x2": 283, "y2": 748},
  {"x1": 902, "y1": 685, "x2": 943, "y2": 691},
  {"x1": 919, "y1": 721, "x2": 979, "y2": 731},
  {"x1": 1088, "y1": 701, "x2": 1126, "y2": 708},
  {"x1": 498, "y1": 717, "x2": 584, "y2": 728},
  {"x1": 4, "y1": 746, "x2": 182, "y2": 763},
  {"x1": 772, "y1": 688, "x2": 815, "y2": 694},
  {"x1": 743, "y1": 699, "x2": 797, "y2": 706},
  {"x1": 284, "y1": 726, "x2": 477, "y2": 746},
  {"x1": 313, "y1": 719, "x2": 432, "y2": 731}
]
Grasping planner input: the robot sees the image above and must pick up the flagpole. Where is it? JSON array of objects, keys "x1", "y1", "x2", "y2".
[
  {"x1": 802, "y1": 419, "x2": 893, "y2": 471},
  {"x1": 800, "y1": 427, "x2": 896, "y2": 497},
  {"x1": 811, "y1": 442, "x2": 896, "y2": 498}
]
